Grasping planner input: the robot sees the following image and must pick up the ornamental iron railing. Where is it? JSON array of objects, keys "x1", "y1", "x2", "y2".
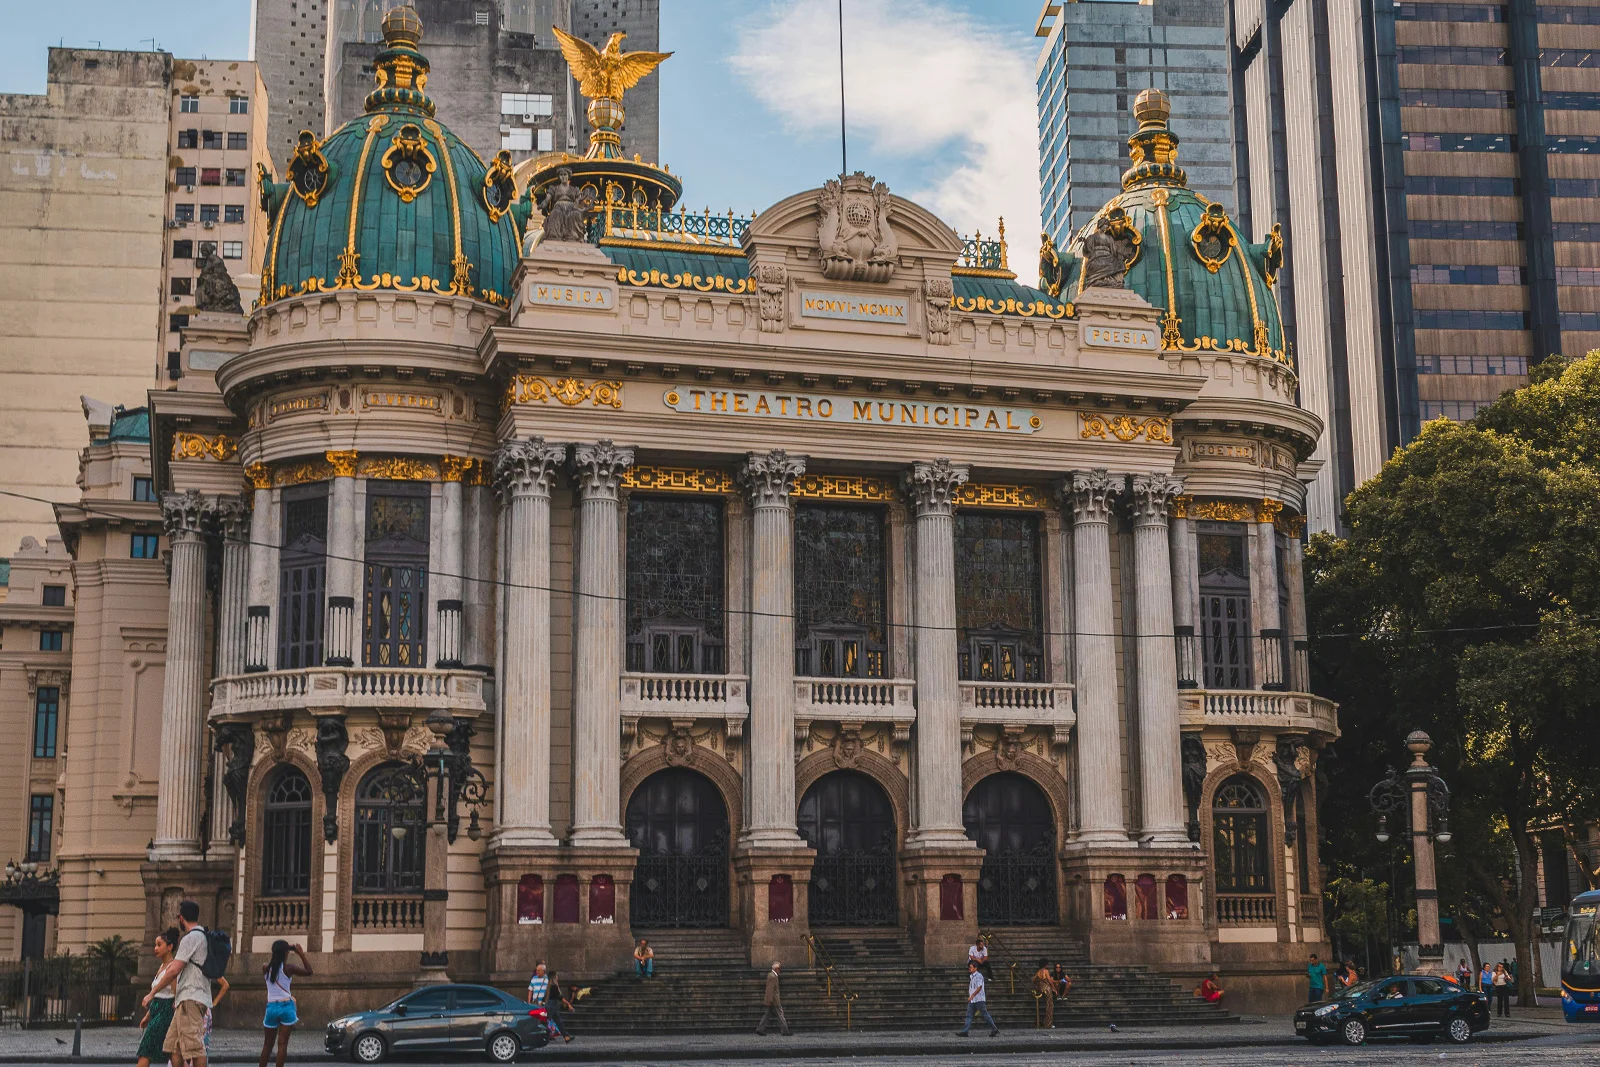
[
  {"x1": 809, "y1": 848, "x2": 897, "y2": 926},
  {"x1": 956, "y1": 223, "x2": 1010, "y2": 272},
  {"x1": 630, "y1": 842, "x2": 729, "y2": 929},
  {"x1": 976, "y1": 846, "x2": 1059, "y2": 926},
  {"x1": 591, "y1": 192, "x2": 752, "y2": 248}
]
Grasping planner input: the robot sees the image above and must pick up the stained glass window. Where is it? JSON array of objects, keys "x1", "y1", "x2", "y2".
[
  {"x1": 279, "y1": 486, "x2": 328, "y2": 669},
  {"x1": 363, "y1": 483, "x2": 429, "y2": 669},
  {"x1": 262, "y1": 767, "x2": 312, "y2": 896},
  {"x1": 954, "y1": 512, "x2": 1043, "y2": 681},
  {"x1": 625, "y1": 497, "x2": 725, "y2": 673},
  {"x1": 1213, "y1": 775, "x2": 1271, "y2": 893},
  {"x1": 1197, "y1": 521, "x2": 1251, "y2": 689},
  {"x1": 793, "y1": 505, "x2": 887, "y2": 678}
]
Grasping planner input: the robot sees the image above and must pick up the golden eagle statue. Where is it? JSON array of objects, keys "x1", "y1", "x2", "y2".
[{"x1": 551, "y1": 27, "x2": 672, "y2": 103}]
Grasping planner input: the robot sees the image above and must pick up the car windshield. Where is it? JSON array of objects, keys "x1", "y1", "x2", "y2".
[
  {"x1": 1567, "y1": 908, "x2": 1599, "y2": 973},
  {"x1": 1334, "y1": 980, "x2": 1380, "y2": 1000}
]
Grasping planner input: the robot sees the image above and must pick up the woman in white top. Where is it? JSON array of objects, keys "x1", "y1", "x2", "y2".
[
  {"x1": 258, "y1": 940, "x2": 312, "y2": 1067},
  {"x1": 135, "y1": 927, "x2": 180, "y2": 1067}
]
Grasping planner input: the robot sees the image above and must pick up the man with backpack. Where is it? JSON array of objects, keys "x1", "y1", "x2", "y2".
[{"x1": 144, "y1": 901, "x2": 230, "y2": 1067}]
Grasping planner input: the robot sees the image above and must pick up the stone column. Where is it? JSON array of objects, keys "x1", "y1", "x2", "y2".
[
  {"x1": 1282, "y1": 518, "x2": 1308, "y2": 690},
  {"x1": 903, "y1": 459, "x2": 971, "y2": 847},
  {"x1": 210, "y1": 495, "x2": 251, "y2": 851},
  {"x1": 1168, "y1": 500, "x2": 1200, "y2": 687},
  {"x1": 1130, "y1": 474, "x2": 1189, "y2": 845},
  {"x1": 569, "y1": 441, "x2": 634, "y2": 847},
  {"x1": 736, "y1": 449, "x2": 807, "y2": 849},
  {"x1": 434, "y1": 457, "x2": 468, "y2": 668},
  {"x1": 152, "y1": 490, "x2": 218, "y2": 860},
  {"x1": 323, "y1": 450, "x2": 360, "y2": 666},
  {"x1": 243, "y1": 467, "x2": 277, "y2": 672},
  {"x1": 1252, "y1": 499, "x2": 1285, "y2": 689},
  {"x1": 491, "y1": 438, "x2": 565, "y2": 848},
  {"x1": 1067, "y1": 469, "x2": 1127, "y2": 845}
]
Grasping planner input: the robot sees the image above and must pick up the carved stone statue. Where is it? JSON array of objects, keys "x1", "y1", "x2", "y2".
[
  {"x1": 214, "y1": 722, "x2": 254, "y2": 848},
  {"x1": 1275, "y1": 736, "x2": 1306, "y2": 844},
  {"x1": 315, "y1": 716, "x2": 350, "y2": 843},
  {"x1": 537, "y1": 167, "x2": 595, "y2": 244},
  {"x1": 1080, "y1": 209, "x2": 1138, "y2": 290},
  {"x1": 1181, "y1": 733, "x2": 1207, "y2": 842},
  {"x1": 1038, "y1": 232, "x2": 1064, "y2": 298},
  {"x1": 817, "y1": 172, "x2": 898, "y2": 283},
  {"x1": 194, "y1": 253, "x2": 243, "y2": 314}
]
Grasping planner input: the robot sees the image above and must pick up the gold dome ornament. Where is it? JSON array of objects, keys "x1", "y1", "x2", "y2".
[
  {"x1": 380, "y1": 6, "x2": 423, "y2": 48},
  {"x1": 1124, "y1": 87, "x2": 1186, "y2": 190},
  {"x1": 551, "y1": 26, "x2": 672, "y2": 160}
]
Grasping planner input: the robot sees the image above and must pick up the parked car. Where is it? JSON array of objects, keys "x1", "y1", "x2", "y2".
[
  {"x1": 325, "y1": 983, "x2": 550, "y2": 1063},
  {"x1": 1294, "y1": 975, "x2": 1490, "y2": 1045}
]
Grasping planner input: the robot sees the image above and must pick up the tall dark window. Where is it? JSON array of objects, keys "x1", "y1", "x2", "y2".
[
  {"x1": 1198, "y1": 522, "x2": 1252, "y2": 689},
  {"x1": 41, "y1": 585, "x2": 66, "y2": 607},
  {"x1": 1212, "y1": 776, "x2": 1271, "y2": 893},
  {"x1": 279, "y1": 486, "x2": 328, "y2": 669},
  {"x1": 354, "y1": 763, "x2": 425, "y2": 893},
  {"x1": 33, "y1": 687, "x2": 59, "y2": 758},
  {"x1": 793, "y1": 505, "x2": 887, "y2": 678},
  {"x1": 625, "y1": 497, "x2": 725, "y2": 673},
  {"x1": 955, "y1": 512, "x2": 1043, "y2": 681},
  {"x1": 363, "y1": 483, "x2": 429, "y2": 668},
  {"x1": 133, "y1": 477, "x2": 156, "y2": 502},
  {"x1": 27, "y1": 796, "x2": 53, "y2": 862},
  {"x1": 261, "y1": 767, "x2": 313, "y2": 896}
]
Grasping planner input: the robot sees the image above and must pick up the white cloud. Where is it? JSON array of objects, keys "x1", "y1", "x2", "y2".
[{"x1": 730, "y1": 0, "x2": 1042, "y2": 284}]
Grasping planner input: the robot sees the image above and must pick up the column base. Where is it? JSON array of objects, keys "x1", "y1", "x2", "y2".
[
  {"x1": 1059, "y1": 844, "x2": 1211, "y2": 967},
  {"x1": 899, "y1": 847, "x2": 986, "y2": 967},
  {"x1": 1139, "y1": 829, "x2": 1200, "y2": 850},
  {"x1": 148, "y1": 840, "x2": 207, "y2": 863},
  {"x1": 480, "y1": 844, "x2": 638, "y2": 981},
  {"x1": 1071, "y1": 828, "x2": 1134, "y2": 848},
  {"x1": 737, "y1": 827, "x2": 807, "y2": 851},
  {"x1": 489, "y1": 828, "x2": 560, "y2": 850},
  {"x1": 566, "y1": 827, "x2": 631, "y2": 848},
  {"x1": 139, "y1": 856, "x2": 238, "y2": 952},
  {"x1": 903, "y1": 829, "x2": 979, "y2": 853},
  {"x1": 731, "y1": 846, "x2": 816, "y2": 969}
]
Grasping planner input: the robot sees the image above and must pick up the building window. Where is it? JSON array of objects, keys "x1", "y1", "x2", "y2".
[
  {"x1": 1417, "y1": 354, "x2": 1529, "y2": 375},
  {"x1": 173, "y1": 203, "x2": 194, "y2": 223},
  {"x1": 169, "y1": 313, "x2": 190, "y2": 333},
  {"x1": 1197, "y1": 521, "x2": 1252, "y2": 689},
  {"x1": 131, "y1": 533, "x2": 160, "y2": 559},
  {"x1": 1421, "y1": 399, "x2": 1493, "y2": 421},
  {"x1": 1555, "y1": 223, "x2": 1600, "y2": 241},
  {"x1": 1411, "y1": 220, "x2": 1522, "y2": 240},
  {"x1": 1403, "y1": 175, "x2": 1518, "y2": 197},
  {"x1": 200, "y1": 168, "x2": 221, "y2": 186},
  {"x1": 1397, "y1": 45, "x2": 1506, "y2": 65},
  {"x1": 229, "y1": 96, "x2": 249, "y2": 114},
  {"x1": 26, "y1": 796, "x2": 53, "y2": 863},
  {"x1": 227, "y1": 131, "x2": 248, "y2": 150},
  {"x1": 1544, "y1": 50, "x2": 1600, "y2": 67},
  {"x1": 39, "y1": 631, "x2": 63, "y2": 652},
  {"x1": 363, "y1": 483, "x2": 429, "y2": 668},
  {"x1": 1411, "y1": 264, "x2": 1524, "y2": 285},
  {"x1": 1403, "y1": 132, "x2": 1514, "y2": 152},
  {"x1": 1415, "y1": 309, "x2": 1528, "y2": 330},
  {"x1": 199, "y1": 204, "x2": 220, "y2": 223},
  {"x1": 33, "y1": 687, "x2": 59, "y2": 758},
  {"x1": 261, "y1": 767, "x2": 313, "y2": 896},
  {"x1": 224, "y1": 168, "x2": 246, "y2": 186},
  {"x1": 222, "y1": 241, "x2": 243, "y2": 259},
  {"x1": 170, "y1": 277, "x2": 192, "y2": 297},
  {"x1": 201, "y1": 130, "x2": 221, "y2": 150},
  {"x1": 133, "y1": 477, "x2": 156, "y2": 502},
  {"x1": 354, "y1": 764, "x2": 425, "y2": 893},
  {"x1": 955, "y1": 511, "x2": 1044, "y2": 682},
  {"x1": 175, "y1": 166, "x2": 196, "y2": 187},
  {"x1": 794, "y1": 504, "x2": 887, "y2": 678},
  {"x1": 1397, "y1": 3, "x2": 1507, "y2": 22},
  {"x1": 179, "y1": 94, "x2": 200, "y2": 113},
  {"x1": 501, "y1": 92, "x2": 553, "y2": 117},
  {"x1": 1212, "y1": 776, "x2": 1271, "y2": 894},
  {"x1": 501, "y1": 127, "x2": 532, "y2": 152},
  {"x1": 279, "y1": 487, "x2": 328, "y2": 670},
  {"x1": 625, "y1": 496, "x2": 725, "y2": 673},
  {"x1": 172, "y1": 240, "x2": 193, "y2": 258},
  {"x1": 1400, "y1": 88, "x2": 1513, "y2": 109},
  {"x1": 224, "y1": 204, "x2": 245, "y2": 223},
  {"x1": 1549, "y1": 136, "x2": 1600, "y2": 153},
  {"x1": 177, "y1": 129, "x2": 198, "y2": 149},
  {"x1": 1546, "y1": 92, "x2": 1600, "y2": 110},
  {"x1": 41, "y1": 585, "x2": 66, "y2": 607}
]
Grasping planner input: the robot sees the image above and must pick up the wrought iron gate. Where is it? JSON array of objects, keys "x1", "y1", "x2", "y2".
[
  {"x1": 964, "y1": 771, "x2": 1058, "y2": 925},
  {"x1": 976, "y1": 845, "x2": 1058, "y2": 925},
  {"x1": 808, "y1": 843, "x2": 898, "y2": 925},
  {"x1": 630, "y1": 837, "x2": 728, "y2": 928},
  {"x1": 625, "y1": 769, "x2": 730, "y2": 928}
]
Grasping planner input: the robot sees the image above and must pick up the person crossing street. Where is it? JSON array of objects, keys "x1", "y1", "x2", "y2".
[
  {"x1": 957, "y1": 960, "x2": 999, "y2": 1037},
  {"x1": 755, "y1": 962, "x2": 790, "y2": 1036}
]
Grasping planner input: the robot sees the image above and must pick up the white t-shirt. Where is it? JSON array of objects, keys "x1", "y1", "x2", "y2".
[
  {"x1": 968, "y1": 970, "x2": 986, "y2": 1003},
  {"x1": 173, "y1": 927, "x2": 211, "y2": 1008},
  {"x1": 149, "y1": 970, "x2": 174, "y2": 1001}
]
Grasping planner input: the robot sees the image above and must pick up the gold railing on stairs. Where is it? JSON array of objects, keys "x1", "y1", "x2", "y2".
[
  {"x1": 978, "y1": 929, "x2": 1021, "y2": 995},
  {"x1": 804, "y1": 934, "x2": 860, "y2": 1030}
]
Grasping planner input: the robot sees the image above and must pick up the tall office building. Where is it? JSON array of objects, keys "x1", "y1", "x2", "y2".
[
  {"x1": 250, "y1": 0, "x2": 328, "y2": 166},
  {"x1": 1034, "y1": 0, "x2": 1236, "y2": 240}
]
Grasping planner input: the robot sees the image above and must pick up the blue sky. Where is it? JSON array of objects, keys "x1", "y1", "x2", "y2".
[{"x1": 2, "y1": 0, "x2": 1048, "y2": 262}]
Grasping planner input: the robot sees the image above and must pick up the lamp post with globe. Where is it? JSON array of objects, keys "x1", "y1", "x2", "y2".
[{"x1": 1369, "y1": 730, "x2": 1453, "y2": 973}]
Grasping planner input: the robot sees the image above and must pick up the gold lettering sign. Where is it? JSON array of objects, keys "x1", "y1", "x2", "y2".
[
  {"x1": 504, "y1": 375, "x2": 623, "y2": 410},
  {"x1": 1083, "y1": 324, "x2": 1158, "y2": 351},
  {"x1": 267, "y1": 393, "x2": 330, "y2": 422},
  {"x1": 799, "y1": 290, "x2": 909, "y2": 325},
  {"x1": 171, "y1": 432, "x2": 237, "y2": 462},
  {"x1": 1078, "y1": 412, "x2": 1173, "y2": 444},
  {"x1": 1190, "y1": 441, "x2": 1255, "y2": 460},
  {"x1": 362, "y1": 390, "x2": 442, "y2": 412},
  {"x1": 663, "y1": 388, "x2": 1039, "y2": 435},
  {"x1": 953, "y1": 483, "x2": 1050, "y2": 510},
  {"x1": 622, "y1": 466, "x2": 735, "y2": 494},
  {"x1": 791, "y1": 474, "x2": 897, "y2": 502},
  {"x1": 527, "y1": 282, "x2": 615, "y2": 310}
]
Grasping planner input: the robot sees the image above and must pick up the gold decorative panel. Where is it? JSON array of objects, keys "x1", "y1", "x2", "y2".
[
  {"x1": 1078, "y1": 412, "x2": 1173, "y2": 444},
  {"x1": 790, "y1": 473, "x2": 897, "y2": 502},
  {"x1": 504, "y1": 375, "x2": 623, "y2": 410},
  {"x1": 171, "y1": 433, "x2": 238, "y2": 462},
  {"x1": 953, "y1": 483, "x2": 1051, "y2": 510},
  {"x1": 358, "y1": 456, "x2": 439, "y2": 481},
  {"x1": 622, "y1": 466, "x2": 735, "y2": 494}
]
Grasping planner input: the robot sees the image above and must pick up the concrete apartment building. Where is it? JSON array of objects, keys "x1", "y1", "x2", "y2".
[
  {"x1": 251, "y1": 0, "x2": 329, "y2": 172},
  {"x1": 1034, "y1": 0, "x2": 1235, "y2": 239}
]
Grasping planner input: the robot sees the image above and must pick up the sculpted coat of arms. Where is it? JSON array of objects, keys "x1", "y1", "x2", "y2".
[{"x1": 817, "y1": 172, "x2": 898, "y2": 283}]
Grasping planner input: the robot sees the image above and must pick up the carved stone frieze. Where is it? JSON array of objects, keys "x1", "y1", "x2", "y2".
[
  {"x1": 754, "y1": 263, "x2": 786, "y2": 333},
  {"x1": 925, "y1": 277, "x2": 953, "y2": 345}
]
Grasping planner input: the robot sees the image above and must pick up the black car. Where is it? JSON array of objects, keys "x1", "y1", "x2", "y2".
[
  {"x1": 1294, "y1": 975, "x2": 1491, "y2": 1045},
  {"x1": 325, "y1": 983, "x2": 550, "y2": 1063}
]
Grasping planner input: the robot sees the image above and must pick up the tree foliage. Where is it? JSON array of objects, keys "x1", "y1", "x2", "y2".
[{"x1": 1308, "y1": 352, "x2": 1600, "y2": 1001}]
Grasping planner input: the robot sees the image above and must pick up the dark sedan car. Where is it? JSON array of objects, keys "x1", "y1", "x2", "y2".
[
  {"x1": 325, "y1": 983, "x2": 550, "y2": 1063},
  {"x1": 1294, "y1": 975, "x2": 1490, "y2": 1045}
]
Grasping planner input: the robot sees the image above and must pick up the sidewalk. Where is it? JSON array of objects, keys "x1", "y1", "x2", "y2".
[{"x1": 0, "y1": 1009, "x2": 1581, "y2": 1064}]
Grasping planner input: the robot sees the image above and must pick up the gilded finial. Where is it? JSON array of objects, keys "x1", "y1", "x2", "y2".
[
  {"x1": 1132, "y1": 88, "x2": 1171, "y2": 130},
  {"x1": 552, "y1": 26, "x2": 672, "y2": 161},
  {"x1": 1123, "y1": 87, "x2": 1186, "y2": 190},
  {"x1": 381, "y1": 6, "x2": 423, "y2": 48}
]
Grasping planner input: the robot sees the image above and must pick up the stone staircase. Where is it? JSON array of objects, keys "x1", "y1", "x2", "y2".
[{"x1": 555, "y1": 926, "x2": 1234, "y2": 1035}]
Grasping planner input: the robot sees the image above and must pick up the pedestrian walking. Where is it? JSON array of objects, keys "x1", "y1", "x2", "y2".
[
  {"x1": 1492, "y1": 962, "x2": 1511, "y2": 1016},
  {"x1": 143, "y1": 901, "x2": 211, "y2": 1067},
  {"x1": 1307, "y1": 953, "x2": 1327, "y2": 1002},
  {"x1": 956, "y1": 960, "x2": 999, "y2": 1037},
  {"x1": 1455, "y1": 958, "x2": 1472, "y2": 989},
  {"x1": 258, "y1": 941, "x2": 310, "y2": 1067},
  {"x1": 136, "y1": 927, "x2": 180, "y2": 1067},
  {"x1": 545, "y1": 971, "x2": 574, "y2": 1043},
  {"x1": 1032, "y1": 960, "x2": 1057, "y2": 1028},
  {"x1": 1339, "y1": 960, "x2": 1360, "y2": 990},
  {"x1": 206, "y1": 975, "x2": 230, "y2": 1060},
  {"x1": 755, "y1": 961, "x2": 790, "y2": 1036},
  {"x1": 633, "y1": 939, "x2": 654, "y2": 979}
]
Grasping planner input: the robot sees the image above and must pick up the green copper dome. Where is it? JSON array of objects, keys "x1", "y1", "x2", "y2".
[
  {"x1": 256, "y1": 7, "x2": 523, "y2": 309},
  {"x1": 1063, "y1": 89, "x2": 1288, "y2": 368}
]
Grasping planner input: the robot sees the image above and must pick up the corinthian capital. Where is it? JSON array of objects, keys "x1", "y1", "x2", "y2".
[
  {"x1": 1065, "y1": 468, "x2": 1123, "y2": 524},
  {"x1": 1129, "y1": 473, "x2": 1184, "y2": 527},
  {"x1": 492, "y1": 437, "x2": 567, "y2": 502},
  {"x1": 738, "y1": 449, "x2": 806, "y2": 507},
  {"x1": 903, "y1": 459, "x2": 970, "y2": 516},
  {"x1": 572, "y1": 440, "x2": 635, "y2": 499},
  {"x1": 215, "y1": 493, "x2": 253, "y2": 542},
  {"x1": 160, "y1": 489, "x2": 216, "y2": 543}
]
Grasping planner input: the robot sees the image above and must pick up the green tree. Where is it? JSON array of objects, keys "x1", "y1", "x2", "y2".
[
  {"x1": 85, "y1": 935, "x2": 138, "y2": 995},
  {"x1": 1307, "y1": 352, "x2": 1600, "y2": 1004}
]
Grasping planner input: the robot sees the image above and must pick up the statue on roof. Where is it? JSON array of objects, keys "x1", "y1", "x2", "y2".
[
  {"x1": 1039, "y1": 233, "x2": 1064, "y2": 298},
  {"x1": 817, "y1": 172, "x2": 897, "y2": 284},
  {"x1": 195, "y1": 253, "x2": 243, "y2": 314},
  {"x1": 538, "y1": 167, "x2": 595, "y2": 244},
  {"x1": 1081, "y1": 208, "x2": 1139, "y2": 291},
  {"x1": 553, "y1": 27, "x2": 672, "y2": 104}
]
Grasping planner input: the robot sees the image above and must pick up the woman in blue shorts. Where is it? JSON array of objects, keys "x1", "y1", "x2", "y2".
[{"x1": 258, "y1": 940, "x2": 312, "y2": 1067}]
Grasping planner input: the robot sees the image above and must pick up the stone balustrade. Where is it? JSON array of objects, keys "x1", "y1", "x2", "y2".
[
  {"x1": 254, "y1": 897, "x2": 310, "y2": 933},
  {"x1": 351, "y1": 895, "x2": 424, "y2": 931},
  {"x1": 619, "y1": 672, "x2": 749, "y2": 743},
  {"x1": 209, "y1": 666, "x2": 486, "y2": 718},
  {"x1": 1215, "y1": 893, "x2": 1277, "y2": 925},
  {"x1": 791, "y1": 676, "x2": 917, "y2": 743},
  {"x1": 957, "y1": 680, "x2": 1077, "y2": 748},
  {"x1": 1178, "y1": 688, "x2": 1338, "y2": 740}
]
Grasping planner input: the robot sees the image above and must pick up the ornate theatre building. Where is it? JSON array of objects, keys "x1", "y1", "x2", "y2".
[{"x1": 35, "y1": 9, "x2": 1338, "y2": 1017}]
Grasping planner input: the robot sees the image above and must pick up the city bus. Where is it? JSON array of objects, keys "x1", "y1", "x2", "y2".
[{"x1": 1562, "y1": 889, "x2": 1600, "y2": 1021}]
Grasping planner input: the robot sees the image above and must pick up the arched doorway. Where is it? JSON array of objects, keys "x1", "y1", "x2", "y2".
[
  {"x1": 625, "y1": 768, "x2": 729, "y2": 928},
  {"x1": 964, "y1": 772, "x2": 1057, "y2": 925},
  {"x1": 798, "y1": 770, "x2": 897, "y2": 926}
]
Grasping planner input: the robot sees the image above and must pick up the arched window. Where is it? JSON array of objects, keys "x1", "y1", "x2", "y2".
[
  {"x1": 262, "y1": 767, "x2": 313, "y2": 896},
  {"x1": 1212, "y1": 775, "x2": 1271, "y2": 893},
  {"x1": 354, "y1": 763, "x2": 425, "y2": 894}
]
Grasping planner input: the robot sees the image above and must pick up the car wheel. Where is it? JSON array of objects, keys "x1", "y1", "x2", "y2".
[
  {"x1": 350, "y1": 1033, "x2": 387, "y2": 1064},
  {"x1": 1341, "y1": 1017, "x2": 1368, "y2": 1046},
  {"x1": 486, "y1": 1032, "x2": 521, "y2": 1063},
  {"x1": 1446, "y1": 1017, "x2": 1473, "y2": 1044}
]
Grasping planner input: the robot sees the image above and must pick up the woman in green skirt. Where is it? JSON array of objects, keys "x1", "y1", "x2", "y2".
[{"x1": 136, "y1": 927, "x2": 180, "y2": 1067}]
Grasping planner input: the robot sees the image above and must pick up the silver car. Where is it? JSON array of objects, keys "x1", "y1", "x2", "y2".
[{"x1": 325, "y1": 983, "x2": 551, "y2": 1063}]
